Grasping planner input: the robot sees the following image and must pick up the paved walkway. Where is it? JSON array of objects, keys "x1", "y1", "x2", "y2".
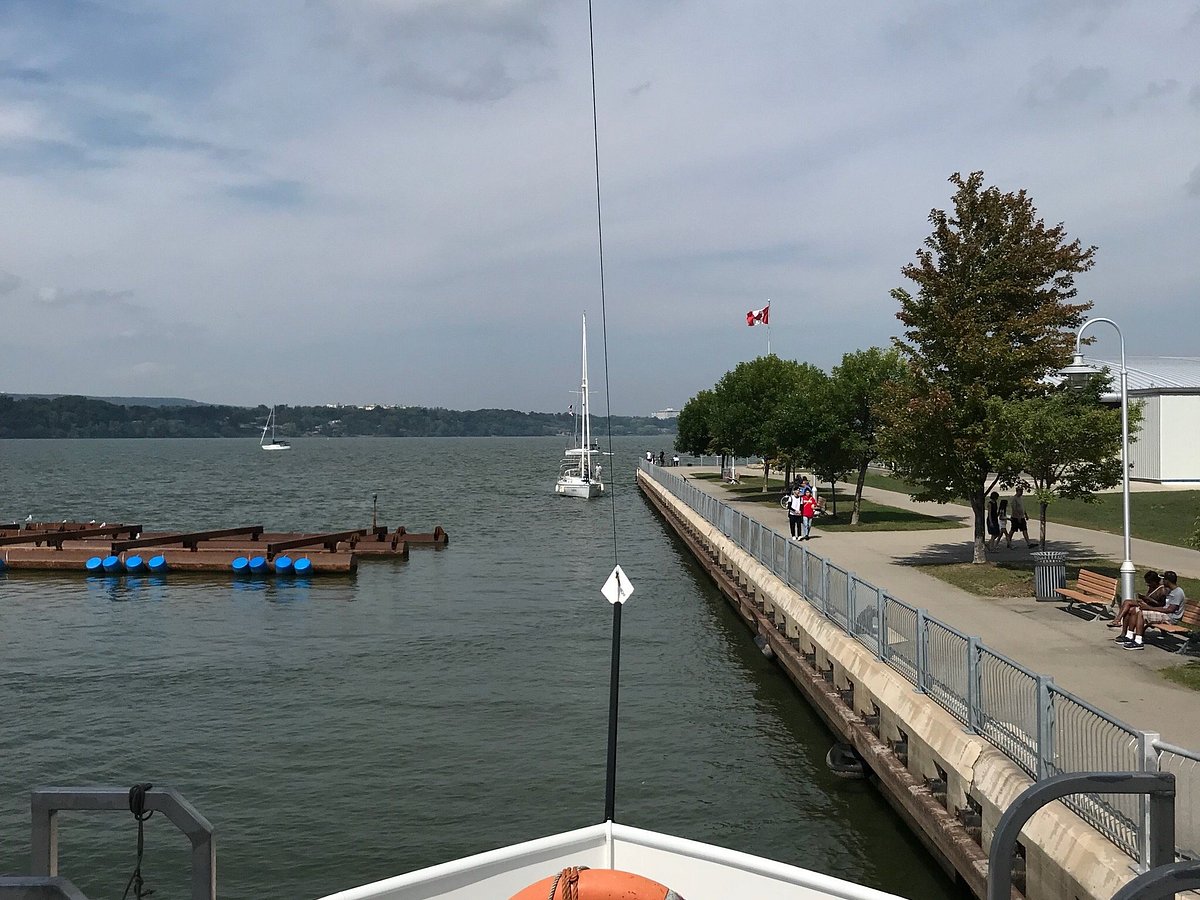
[{"x1": 673, "y1": 468, "x2": 1200, "y2": 751}]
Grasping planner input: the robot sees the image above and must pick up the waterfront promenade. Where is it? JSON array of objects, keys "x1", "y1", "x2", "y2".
[{"x1": 674, "y1": 468, "x2": 1200, "y2": 752}]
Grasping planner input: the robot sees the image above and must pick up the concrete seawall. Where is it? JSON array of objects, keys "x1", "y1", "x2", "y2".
[{"x1": 637, "y1": 469, "x2": 1142, "y2": 900}]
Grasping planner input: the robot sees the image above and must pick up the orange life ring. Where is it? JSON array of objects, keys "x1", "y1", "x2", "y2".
[{"x1": 509, "y1": 866, "x2": 684, "y2": 900}]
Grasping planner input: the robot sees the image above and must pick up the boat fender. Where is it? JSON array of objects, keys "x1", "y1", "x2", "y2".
[
  {"x1": 825, "y1": 742, "x2": 867, "y2": 779},
  {"x1": 509, "y1": 866, "x2": 683, "y2": 900},
  {"x1": 85, "y1": 556, "x2": 104, "y2": 573},
  {"x1": 231, "y1": 556, "x2": 250, "y2": 574},
  {"x1": 754, "y1": 633, "x2": 775, "y2": 660}
]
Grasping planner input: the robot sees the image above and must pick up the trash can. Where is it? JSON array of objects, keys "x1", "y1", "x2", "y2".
[{"x1": 1032, "y1": 550, "x2": 1068, "y2": 601}]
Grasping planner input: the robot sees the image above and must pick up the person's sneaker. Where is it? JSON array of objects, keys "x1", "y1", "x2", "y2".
[
  {"x1": 1114, "y1": 635, "x2": 1132, "y2": 643},
  {"x1": 1124, "y1": 641, "x2": 1145, "y2": 650}
]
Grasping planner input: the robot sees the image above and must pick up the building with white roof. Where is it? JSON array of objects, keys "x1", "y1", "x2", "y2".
[{"x1": 1084, "y1": 356, "x2": 1200, "y2": 484}]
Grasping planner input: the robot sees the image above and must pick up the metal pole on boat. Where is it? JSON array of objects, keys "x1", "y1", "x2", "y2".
[
  {"x1": 600, "y1": 565, "x2": 634, "y2": 822},
  {"x1": 603, "y1": 599, "x2": 622, "y2": 821}
]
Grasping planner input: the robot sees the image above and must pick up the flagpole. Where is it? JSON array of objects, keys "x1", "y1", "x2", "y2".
[{"x1": 766, "y1": 299, "x2": 771, "y2": 356}]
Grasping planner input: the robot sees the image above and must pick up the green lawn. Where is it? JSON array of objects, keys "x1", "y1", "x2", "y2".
[
  {"x1": 916, "y1": 557, "x2": 1200, "y2": 601},
  {"x1": 861, "y1": 471, "x2": 1200, "y2": 550},
  {"x1": 688, "y1": 473, "x2": 958, "y2": 532},
  {"x1": 1162, "y1": 662, "x2": 1200, "y2": 692}
]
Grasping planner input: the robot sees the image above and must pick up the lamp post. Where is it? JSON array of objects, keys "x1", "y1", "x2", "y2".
[{"x1": 1060, "y1": 317, "x2": 1135, "y2": 603}]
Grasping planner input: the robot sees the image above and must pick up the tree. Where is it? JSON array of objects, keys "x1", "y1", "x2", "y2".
[
  {"x1": 674, "y1": 390, "x2": 717, "y2": 458},
  {"x1": 710, "y1": 355, "x2": 812, "y2": 489},
  {"x1": 829, "y1": 348, "x2": 909, "y2": 525},
  {"x1": 878, "y1": 171, "x2": 1096, "y2": 563},
  {"x1": 986, "y1": 374, "x2": 1137, "y2": 547}
]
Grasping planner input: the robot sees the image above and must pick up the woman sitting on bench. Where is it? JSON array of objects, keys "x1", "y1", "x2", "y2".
[
  {"x1": 1117, "y1": 571, "x2": 1187, "y2": 650},
  {"x1": 1108, "y1": 570, "x2": 1168, "y2": 630}
]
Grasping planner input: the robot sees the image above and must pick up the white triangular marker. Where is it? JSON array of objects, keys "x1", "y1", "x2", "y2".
[{"x1": 601, "y1": 565, "x2": 635, "y2": 605}]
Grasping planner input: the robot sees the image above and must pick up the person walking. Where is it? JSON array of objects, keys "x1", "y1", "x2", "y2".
[
  {"x1": 1006, "y1": 485, "x2": 1037, "y2": 549},
  {"x1": 986, "y1": 491, "x2": 1003, "y2": 550},
  {"x1": 800, "y1": 487, "x2": 817, "y2": 540},
  {"x1": 787, "y1": 488, "x2": 803, "y2": 540}
]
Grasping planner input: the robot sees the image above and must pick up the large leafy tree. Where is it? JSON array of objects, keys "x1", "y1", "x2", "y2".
[
  {"x1": 986, "y1": 375, "x2": 1136, "y2": 547},
  {"x1": 879, "y1": 171, "x2": 1096, "y2": 563},
  {"x1": 830, "y1": 348, "x2": 909, "y2": 525},
  {"x1": 674, "y1": 390, "x2": 717, "y2": 458},
  {"x1": 709, "y1": 355, "x2": 814, "y2": 488}
]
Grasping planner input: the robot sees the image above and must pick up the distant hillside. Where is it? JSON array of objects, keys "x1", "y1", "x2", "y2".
[
  {"x1": 0, "y1": 395, "x2": 676, "y2": 439},
  {"x1": 7, "y1": 394, "x2": 207, "y2": 408}
]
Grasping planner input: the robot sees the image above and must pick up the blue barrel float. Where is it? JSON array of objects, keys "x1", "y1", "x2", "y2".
[
  {"x1": 248, "y1": 555, "x2": 268, "y2": 575},
  {"x1": 85, "y1": 556, "x2": 104, "y2": 574},
  {"x1": 148, "y1": 555, "x2": 167, "y2": 574},
  {"x1": 124, "y1": 555, "x2": 145, "y2": 573},
  {"x1": 102, "y1": 555, "x2": 121, "y2": 573},
  {"x1": 231, "y1": 556, "x2": 250, "y2": 575},
  {"x1": 274, "y1": 555, "x2": 293, "y2": 575},
  {"x1": 293, "y1": 557, "x2": 313, "y2": 577}
]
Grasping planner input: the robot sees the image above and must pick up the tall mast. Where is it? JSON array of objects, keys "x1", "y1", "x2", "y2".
[{"x1": 581, "y1": 313, "x2": 590, "y2": 477}]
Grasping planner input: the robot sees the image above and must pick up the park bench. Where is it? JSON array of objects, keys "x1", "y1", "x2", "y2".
[
  {"x1": 1146, "y1": 600, "x2": 1200, "y2": 653},
  {"x1": 1055, "y1": 568, "x2": 1118, "y2": 619}
]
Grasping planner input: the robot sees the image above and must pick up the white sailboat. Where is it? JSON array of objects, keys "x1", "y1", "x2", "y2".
[
  {"x1": 555, "y1": 313, "x2": 603, "y2": 499},
  {"x1": 259, "y1": 406, "x2": 291, "y2": 451}
]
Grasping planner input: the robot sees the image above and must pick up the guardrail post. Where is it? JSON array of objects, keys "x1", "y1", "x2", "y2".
[
  {"x1": 876, "y1": 588, "x2": 886, "y2": 661},
  {"x1": 848, "y1": 575, "x2": 858, "y2": 636},
  {"x1": 784, "y1": 538, "x2": 791, "y2": 586},
  {"x1": 800, "y1": 546, "x2": 809, "y2": 597},
  {"x1": 820, "y1": 558, "x2": 830, "y2": 617},
  {"x1": 1136, "y1": 731, "x2": 1162, "y2": 871},
  {"x1": 966, "y1": 637, "x2": 981, "y2": 734},
  {"x1": 1035, "y1": 676, "x2": 1055, "y2": 780},
  {"x1": 915, "y1": 608, "x2": 928, "y2": 693}
]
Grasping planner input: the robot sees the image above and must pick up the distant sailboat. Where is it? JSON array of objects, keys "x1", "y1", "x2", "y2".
[
  {"x1": 260, "y1": 407, "x2": 291, "y2": 451},
  {"x1": 555, "y1": 314, "x2": 603, "y2": 499}
]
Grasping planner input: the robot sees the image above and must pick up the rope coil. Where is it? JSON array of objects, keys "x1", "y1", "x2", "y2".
[
  {"x1": 122, "y1": 782, "x2": 156, "y2": 900},
  {"x1": 546, "y1": 866, "x2": 588, "y2": 900}
]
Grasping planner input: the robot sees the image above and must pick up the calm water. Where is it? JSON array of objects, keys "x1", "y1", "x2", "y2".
[{"x1": 0, "y1": 437, "x2": 964, "y2": 900}]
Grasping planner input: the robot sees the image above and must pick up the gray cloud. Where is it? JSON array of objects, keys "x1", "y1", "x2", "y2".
[
  {"x1": 35, "y1": 287, "x2": 140, "y2": 311},
  {"x1": 225, "y1": 179, "x2": 308, "y2": 208},
  {"x1": 318, "y1": 0, "x2": 556, "y2": 103},
  {"x1": 1187, "y1": 165, "x2": 1200, "y2": 196},
  {"x1": 0, "y1": 271, "x2": 21, "y2": 295},
  {"x1": 1024, "y1": 63, "x2": 1110, "y2": 108},
  {"x1": 1190, "y1": 84, "x2": 1200, "y2": 109}
]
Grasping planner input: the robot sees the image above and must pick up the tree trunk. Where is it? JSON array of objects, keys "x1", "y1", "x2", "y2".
[
  {"x1": 829, "y1": 479, "x2": 836, "y2": 515},
  {"x1": 1039, "y1": 500, "x2": 1048, "y2": 548},
  {"x1": 852, "y1": 458, "x2": 868, "y2": 526},
  {"x1": 971, "y1": 491, "x2": 988, "y2": 563},
  {"x1": 762, "y1": 459, "x2": 770, "y2": 491}
]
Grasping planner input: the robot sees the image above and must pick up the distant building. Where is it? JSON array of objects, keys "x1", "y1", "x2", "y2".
[
  {"x1": 1084, "y1": 356, "x2": 1200, "y2": 484},
  {"x1": 652, "y1": 407, "x2": 680, "y2": 420}
]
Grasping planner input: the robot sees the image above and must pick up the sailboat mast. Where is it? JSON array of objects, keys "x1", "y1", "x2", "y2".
[{"x1": 581, "y1": 314, "x2": 590, "y2": 477}]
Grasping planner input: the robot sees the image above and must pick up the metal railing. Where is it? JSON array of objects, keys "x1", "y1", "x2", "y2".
[{"x1": 639, "y1": 462, "x2": 1200, "y2": 865}]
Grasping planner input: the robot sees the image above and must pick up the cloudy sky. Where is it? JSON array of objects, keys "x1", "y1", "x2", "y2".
[{"x1": 1, "y1": 1, "x2": 1197, "y2": 413}]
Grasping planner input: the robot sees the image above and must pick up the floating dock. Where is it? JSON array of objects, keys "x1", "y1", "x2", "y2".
[{"x1": 0, "y1": 521, "x2": 448, "y2": 576}]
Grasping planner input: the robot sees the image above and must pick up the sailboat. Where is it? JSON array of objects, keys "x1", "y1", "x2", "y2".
[
  {"x1": 554, "y1": 313, "x2": 603, "y2": 499},
  {"x1": 259, "y1": 406, "x2": 291, "y2": 451}
]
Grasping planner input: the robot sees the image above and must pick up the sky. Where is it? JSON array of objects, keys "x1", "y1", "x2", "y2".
[{"x1": 0, "y1": 0, "x2": 1197, "y2": 414}]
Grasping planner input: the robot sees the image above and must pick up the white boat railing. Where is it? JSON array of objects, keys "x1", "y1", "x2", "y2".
[{"x1": 316, "y1": 821, "x2": 904, "y2": 900}]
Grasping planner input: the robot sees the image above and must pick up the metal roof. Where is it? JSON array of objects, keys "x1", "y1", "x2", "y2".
[{"x1": 1082, "y1": 356, "x2": 1200, "y2": 393}]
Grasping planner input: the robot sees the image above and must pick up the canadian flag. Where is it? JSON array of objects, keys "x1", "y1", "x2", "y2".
[{"x1": 746, "y1": 303, "x2": 769, "y2": 326}]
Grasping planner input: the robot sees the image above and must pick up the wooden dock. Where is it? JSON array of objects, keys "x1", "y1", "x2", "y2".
[{"x1": 0, "y1": 521, "x2": 448, "y2": 576}]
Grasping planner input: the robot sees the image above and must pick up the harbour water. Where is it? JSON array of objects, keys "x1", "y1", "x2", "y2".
[{"x1": 0, "y1": 437, "x2": 965, "y2": 899}]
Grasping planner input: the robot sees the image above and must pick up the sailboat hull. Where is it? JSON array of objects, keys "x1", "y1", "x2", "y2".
[{"x1": 555, "y1": 477, "x2": 603, "y2": 499}]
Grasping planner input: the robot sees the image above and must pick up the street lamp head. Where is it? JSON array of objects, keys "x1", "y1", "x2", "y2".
[{"x1": 1059, "y1": 353, "x2": 1100, "y2": 390}]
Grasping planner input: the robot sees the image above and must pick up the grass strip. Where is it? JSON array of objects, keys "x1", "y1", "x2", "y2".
[
  {"x1": 688, "y1": 473, "x2": 958, "y2": 531},
  {"x1": 916, "y1": 557, "x2": 1200, "y2": 601},
  {"x1": 1161, "y1": 662, "x2": 1200, "y2": 692},
  {"x1": 861, "y1": 472, "x2": 1200, "y2": 550}
]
